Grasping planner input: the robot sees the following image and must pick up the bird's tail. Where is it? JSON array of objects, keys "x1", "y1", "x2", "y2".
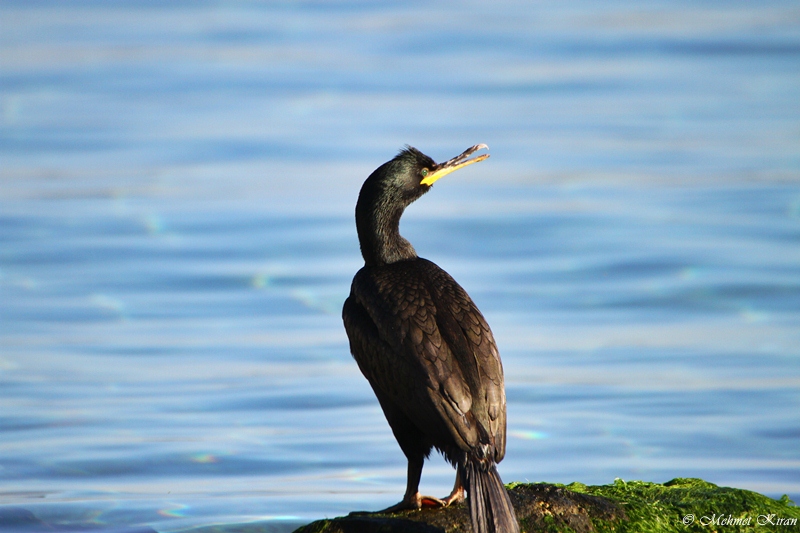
[{"x1": 463, "y1": 460, "x2": 519, "y2": 533}]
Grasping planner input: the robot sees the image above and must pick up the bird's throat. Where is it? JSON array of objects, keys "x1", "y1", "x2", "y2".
[{"x1": 356, "y1": 203, "x2": 417, "y2": 266}]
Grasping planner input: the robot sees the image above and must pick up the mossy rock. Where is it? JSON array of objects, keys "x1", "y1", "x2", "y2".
[{"x1": 294, "y1": 478, "x2": 798, "y2": 533}]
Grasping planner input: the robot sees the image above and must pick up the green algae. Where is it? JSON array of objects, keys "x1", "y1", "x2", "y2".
[{"x1": 562, "y1": 478, "x2": 798, "y2": 533}]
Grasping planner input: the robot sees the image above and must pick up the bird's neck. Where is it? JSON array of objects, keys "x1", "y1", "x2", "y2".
[{"x1": 356, "y1": 200, "x2": 417, "y2": 266}]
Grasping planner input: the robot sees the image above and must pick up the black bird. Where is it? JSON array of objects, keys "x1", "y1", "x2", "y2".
[{"x1": 342, "y1": 145, "x2": 519, "y2": 533}]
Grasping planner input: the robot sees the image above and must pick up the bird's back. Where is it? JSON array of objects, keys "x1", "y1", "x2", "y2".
[{"x1": 343, "y1": 257, "x2": 507, "y2": 464}]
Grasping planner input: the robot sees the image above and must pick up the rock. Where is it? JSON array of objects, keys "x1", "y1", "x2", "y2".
[
  {"x1": 293, "y1": 478, "x2": 800, "y2": 533},
  {"x1": 295, "y1": 514, "x2": 446, "y2": 533}
]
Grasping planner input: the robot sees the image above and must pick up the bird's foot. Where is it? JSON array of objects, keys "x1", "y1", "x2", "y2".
[
  {"x1": 378, "y1": 492, "x2": 446, "y2": 513},
  {"x1": 348, "y1": 488, "x2": 463, "y2": 517}
]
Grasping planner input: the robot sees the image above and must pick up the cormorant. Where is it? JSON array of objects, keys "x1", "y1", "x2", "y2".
[{"x1": 342, "y1": 145, "x2": 519, "y2": 533}]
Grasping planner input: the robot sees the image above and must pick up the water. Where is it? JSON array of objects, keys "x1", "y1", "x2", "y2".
[{"x1": 2, "y1": 1, "x2": 799, "y2": 532}]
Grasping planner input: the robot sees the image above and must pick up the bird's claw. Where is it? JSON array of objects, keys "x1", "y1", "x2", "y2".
[
  {"x1": 376, "y1": 492, "x2": 449, "y2": 513},
  {"x1": 441, "y1": 485, "x2": 466, "y2": 506}
]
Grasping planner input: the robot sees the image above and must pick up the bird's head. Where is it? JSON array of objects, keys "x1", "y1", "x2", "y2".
[
  {"x1": 356, "y1": 144, "x2": 490, "y2": 265},
  {"x1": 365, "y1": 144, "x2": 490, "y2": 207}
]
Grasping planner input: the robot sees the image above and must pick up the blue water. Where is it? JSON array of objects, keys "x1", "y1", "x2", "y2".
[{"x1": 2, "y1": 2, "x2": 799, "y2": 532}]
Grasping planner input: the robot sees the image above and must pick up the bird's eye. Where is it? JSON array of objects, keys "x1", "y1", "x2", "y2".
[{"x1": 421, "y1": 168, "x2": 429, "y2": 177}]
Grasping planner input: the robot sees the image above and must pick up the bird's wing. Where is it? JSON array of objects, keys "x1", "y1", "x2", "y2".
[
  {"x1": 344, "y1": 263, "x2": 475, "y2": 451},
  {"x1": 343, "y1": 287, "x2": 439, "y2": 428},
  {"x1": 344, "y1": 261, "x2": 506, "y2": 460},
  {"x1": 418, "y1": 258, "x2": 507, "y2": 462}
]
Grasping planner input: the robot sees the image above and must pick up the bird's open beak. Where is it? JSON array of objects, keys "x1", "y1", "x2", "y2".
[{"x1": 420, "y1": 144, "x2": 490, "y2": 186}]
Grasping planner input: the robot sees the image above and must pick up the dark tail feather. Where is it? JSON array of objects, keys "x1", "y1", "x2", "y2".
[{"x1": 463, "y1": 460, "x2": 519, "y2": 533}]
